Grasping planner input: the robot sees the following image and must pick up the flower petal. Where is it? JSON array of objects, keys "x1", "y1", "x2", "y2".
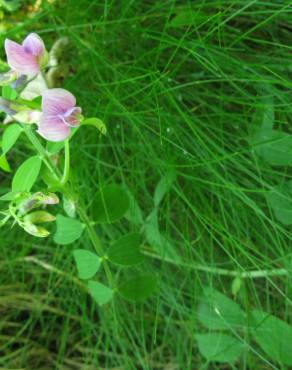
[
  {"x1": 5, "y1": 39, "x2": 39, "y2": 76},
  {"x1": 37, "y1": 114, "x2": 71, "y2": 142},
  {"x1": 42, "y1": 88, "x2": 76, "y2": 115},
  {"x1": 22, "y1": 33, "x2": 45, "y2": 56}
]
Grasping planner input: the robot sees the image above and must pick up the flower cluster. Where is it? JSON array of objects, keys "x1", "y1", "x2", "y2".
[{"x1": 1, "y1": 33, "x2": 82, "y2": 141}]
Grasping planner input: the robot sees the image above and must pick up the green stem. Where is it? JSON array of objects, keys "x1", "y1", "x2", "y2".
[
  {"x1": 22, "y1": 126, "x2": 114, "y2": 286},
  {"x1": 78, "y1": 206, "x2": 113, "y2": 285},
  {"x1": 144, "y1": 251, "x2": 289, "y2": 279},
  {"x1": 61, "y1": 140, "x2": 70, "y2": 185},
  {"x1": 23, "y1": 125, "x2": 61, "y2": 177}
]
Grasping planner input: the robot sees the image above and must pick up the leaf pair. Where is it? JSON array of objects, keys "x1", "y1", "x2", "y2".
[
  {"x1": 87, "y1": 275, "x2": 158, "y2": 306},
  {"x1": 197, "y1": 288, "x2": 292, "y2": 366}
]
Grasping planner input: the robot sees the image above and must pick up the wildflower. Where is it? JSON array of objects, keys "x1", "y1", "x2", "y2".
[
  {"x1": 37, "y1": 88, "x2": 82, "y2": 142},
  {"x1": 4, "y1": 33, "x2": 48, "y2": 77}
]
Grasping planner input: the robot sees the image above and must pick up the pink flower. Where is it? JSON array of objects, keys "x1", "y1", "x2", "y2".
[
  {"x1": 37, "y1": 88, "x2": 82, "y2": 142},
  {"x1": 5, "y1": 33, "x2": 47, "y2": 77}
]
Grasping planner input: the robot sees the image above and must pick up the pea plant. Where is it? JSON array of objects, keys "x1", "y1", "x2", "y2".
[{"x1": 0, "y1": 33, "x2": 157, "y2": 306}]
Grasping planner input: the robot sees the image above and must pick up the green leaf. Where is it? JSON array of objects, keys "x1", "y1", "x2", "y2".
[
  {"x1": 93, "y1": 184, "x2": 129, "y2": 223},
  {"x1": 251, "y1": 310, "x2": 292, "y2": 366},
  {"x1": 145, "y1": 209, "x2": 181, "y2": 262},
  {"x1": 82, "y1": 117, "x2": 107, "y2": 135},
  {"x1": 154, "y1": 171, "x2": 176, "y2": 207},
  {"x1": 12, "y1": 156, "x2": 42, "y2": 192},
  {"x1": 198, "y1": 288, "x2": 245, "y2": 330},
  {"x1": 108, "y1": 233, "x2": 143, "y2": 266},
  {"x1": 196, "y1": 333, "x2": 244, "y2": 363},
  {"x1": 73, "y1": 249, "x2": 101, "y2": 280},
  {"x1": 2, "y1": 123, "x2": 22, "y2": 155},
  {"x1": 265, "y1": 181, "x2": 292, "y2": 225},
  {"x1": 254, "y1": 130, "x2": 292, "y2": 166},
  {"x1": 2, "y1": 85, "x2": 17, "y2": 100},
  {"x1": 88, "y1": 280, "x2": 113, "y2": 306},
  {"x1": 170, "y1": 9, "x2": 208, "y2": 27},
  {"x1": 118, "y1": 274, "x2": 158, "y2": 302},
  {"x1": 54, "y1": 215, "x2": 84, "y2": 245},
  {"x1": 0, "y1": 154, "x2": 11, "y2": 172},
  {"x1": 0, "y1": 191, "x2": 18, "y2": 201},
  {"x1": 124, "y1": 189, "x2": 144, "y2": 225}
]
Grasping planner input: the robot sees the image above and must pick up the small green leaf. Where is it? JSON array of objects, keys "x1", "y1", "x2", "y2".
[
  {"x1": 170, "y1": 9, "x2": 208, "y2": 27},
  {"x1": 93, "y1": 184, "x2": 129, "y2": 223},
  {"x1": 251, "y1": 310, "x2": 292, "y2": 366},
  {"x1": 254, "y1": 130, "x2": 292, "y2": 166},
  {"x1": 73, "y1": 249, "x2": 101, "y2": 280},
  {"x1": 154, "y1": 171, "x2": 176, "y2": 207},
  {"x1": 145, "y1": 209, "x2": 181, "y2": 262},
  {"x1": 198, "y1": 288, "x2": 245, "y2": 330},
  {"x1": 0, "y1": 191, "x2": 18, "y2": 201},
  {"x1": 125, "y1": 189, "x2": 144, "y2": 225},
  {"x1": 108, "y1": 233, "x2": 143, "y2": 266},
  {"x1": 82, "y1": 117, "x2": 107, "y2": 135},
  {"x1": 0, "y1": 154, "x2": 11, "y2": 172},
  {"x1": 196, "y1": 333, "x2": 244, "y2": 363},
  {"x1": 12, "y1": 156, "x2": 42, "y2": 192},
  {"x1": 2, "y1": 123, "x2": 22, "y2": 155},
  {"x1": 118, "y1": 274, "x2": 158, "y2": 302},
  {"x1": 265, "y1": 181, "x2": 292, "y2": 225},
  {"x1": 88, "y1": 280, "x2": 113, "y2": 306},
  {"x1": 2, "y1": 85, "x2": 17, "y2": 100},
  {"x1": 54, "y1": 214, "x2": 84, "y2": 245}
]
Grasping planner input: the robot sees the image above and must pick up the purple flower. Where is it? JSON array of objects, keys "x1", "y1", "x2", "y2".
[
  {"x1": 37, "y1": 88, "x2": 82, "y2": 142},
  {"x1": 5, "y1": 33, "x2": 47, "y2": 77}
]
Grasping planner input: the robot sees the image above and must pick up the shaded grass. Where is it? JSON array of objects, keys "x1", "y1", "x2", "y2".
[{"x1": 0, "y1": 0, "x2": 292, "y2": 369}]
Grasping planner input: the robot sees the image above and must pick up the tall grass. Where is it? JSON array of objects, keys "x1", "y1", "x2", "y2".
[{"x1": 0, "y1": 1, "x2": 291, "y2": 368}]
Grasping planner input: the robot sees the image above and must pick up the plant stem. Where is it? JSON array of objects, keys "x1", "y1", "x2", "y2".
[
  {"x1": 23, "y1": 125, "x2": 61, "y2": 177},
  {"x1": 22, "y1": 126, "x2": 114, "y2": 286},
  {"x1": 143, "y1": 250, "x2": 289, "y2": 279},
  {"x1": 78, "y1": 206, "x2": 114, "y2": 285},
  {"x1": 61, "y1": 139, "x2": 70, "y2": 185}
]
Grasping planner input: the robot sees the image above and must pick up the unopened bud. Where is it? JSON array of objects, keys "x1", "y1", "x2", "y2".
[
  {"x1": 23, "y1": 211, "x2": 56, "y2": 224},
  {"x1": 0, "y1": 98, "x2": 18, "y2": 115},
  {"x1": 23, "y1": 223, "x2": 50, "y2": 238},
  {"x1": 17, "y1": 192, "x2": 59, "y2": 215},
  {"x1": 0, "y1": 70, "x2": 17, "y2": 86},
  {"x1": 14, "y1": 109, "x2": 42, "y2": 124}
]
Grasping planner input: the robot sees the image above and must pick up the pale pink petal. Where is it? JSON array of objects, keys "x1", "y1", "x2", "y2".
[
  {"x1": 37, "y1": 114, "x2": 71, "y2": 142},
  {"x1": 62, "y1": 107, "x2": 82, "y2": 127},
  {"x1": 5, "y1": 39, "x2": 39, "y2": 76},
  {"x1": 42, "y1": 88, "x2": 76, "y2": 115},
  {"x1": 22, "y1": 33, "x2": 45, "y2": 56}
]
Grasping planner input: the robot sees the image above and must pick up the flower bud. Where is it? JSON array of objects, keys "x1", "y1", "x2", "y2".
[
  {"x1": 13, "y1": 109, "x2": 42, "y2": 124},
  {"x1": 17, "y1": 192, "x2": 59, "y2": 215},
  {"x1": 0, "y1": 70, "x2": 17, "y2": 86},
  {"x1": 0, "y1": 97, "x2": 18, "y2": 115},
  {"x1": 23, "y1": 211, "x2": 56, "y2": 224},
  {"x1": 23, "y1": 223, "x2": 50, "y2": 238}
]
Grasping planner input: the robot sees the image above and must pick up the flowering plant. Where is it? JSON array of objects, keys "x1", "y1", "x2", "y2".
[{"x1": 0, "y1": 33, "x2": 157, "y2": 305}]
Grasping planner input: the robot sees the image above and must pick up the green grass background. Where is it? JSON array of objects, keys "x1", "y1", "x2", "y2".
[{"x1": 0, "y1": 0, "x2": 292, "y2": 369}]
